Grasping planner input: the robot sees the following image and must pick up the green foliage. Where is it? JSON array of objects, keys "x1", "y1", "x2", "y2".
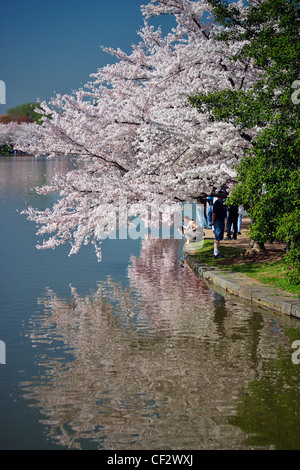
[
  {"x1": 189, "y1": 0, "x2": 300, "y2": 282},
  {"x1": 6, "y1": 102, "x2": 45, "y2": 124}
]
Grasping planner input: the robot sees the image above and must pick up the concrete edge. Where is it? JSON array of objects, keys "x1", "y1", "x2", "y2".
[{"x1": 184, "y1": 254, "x2": 300, "y2": 320}]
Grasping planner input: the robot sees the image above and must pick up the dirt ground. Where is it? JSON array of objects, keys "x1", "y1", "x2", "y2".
[{"x1": 205, "y1": 217, "x2": 286, "y2": 266}]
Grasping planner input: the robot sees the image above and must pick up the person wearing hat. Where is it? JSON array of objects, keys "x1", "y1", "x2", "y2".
[{"x1": 210, "y1": 190, "x2": 227, "y2": 258}]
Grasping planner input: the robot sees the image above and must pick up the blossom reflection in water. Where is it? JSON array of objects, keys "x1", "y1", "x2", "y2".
[{"x1": 21, "y1": 239, "x2": 290, "y2": 450}]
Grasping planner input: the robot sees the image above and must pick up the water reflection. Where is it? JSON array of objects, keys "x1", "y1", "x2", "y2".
[
  {"x1": 0, "y1": 155, "x2": 76, "y2": 199},
  {"x1": 20, "y1": 239, "x2": 299, "y2": 450},
  {"x1": 229, "y1": 331, "x2": 300, "y2": 450}
]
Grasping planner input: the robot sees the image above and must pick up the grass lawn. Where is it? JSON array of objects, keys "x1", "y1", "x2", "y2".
[{"x1": 193, "y1": 239, "x2": 300, "y2": 297}]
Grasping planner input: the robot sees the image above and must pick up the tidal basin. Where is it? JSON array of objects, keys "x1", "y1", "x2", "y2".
[{"x1": 0, "y1": 156, "x2": 299, "y2": 450}]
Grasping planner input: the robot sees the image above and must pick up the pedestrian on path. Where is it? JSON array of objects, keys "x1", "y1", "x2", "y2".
[
  {"x1": 226, "y1": 204, "x2": 238, "y2": 240},
  {"x1": 238, "y1": 205, "x2": 244, "y2": 234},
  {"x1": 206, "y1": 195, "x2": 214, "y2": 228},
  {"x1": 210, "y1": 190, "x2": 227, "y2": 258}
]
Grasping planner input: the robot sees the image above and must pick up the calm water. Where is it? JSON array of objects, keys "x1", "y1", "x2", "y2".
[{"x1": 0, "y1": 156, "x2": 300, "y2": 450}]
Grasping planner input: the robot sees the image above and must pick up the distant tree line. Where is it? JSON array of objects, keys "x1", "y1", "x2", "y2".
[
  {"x1": 0, "y1": 103, "x2": 42, "y2": 151},
  {"x1": 0, "y1": 102, "x2": 44, "y2": 124}
]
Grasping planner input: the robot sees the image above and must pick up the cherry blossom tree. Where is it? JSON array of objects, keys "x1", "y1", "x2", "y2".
[
  {"x1": 0, "y1": 121, "x2": 36, "y2": 147},
  {"x1": 0, "y1": 123, "x2": 14, "y2": 146},
  {"x1": 19, "y1": 0, "x2": 258, "y2": 259}
]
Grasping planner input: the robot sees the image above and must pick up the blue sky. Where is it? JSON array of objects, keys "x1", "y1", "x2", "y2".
[{"x1": 0, "y1": 0, "x2": 175, "y2": 114}]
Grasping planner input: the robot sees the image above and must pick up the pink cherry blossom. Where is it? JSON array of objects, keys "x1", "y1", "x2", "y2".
[{"x1": 18, "y1": 0, "x2": 258, "y2": 259}]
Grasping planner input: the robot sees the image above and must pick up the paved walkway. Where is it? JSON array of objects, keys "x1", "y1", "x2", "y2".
[
  {"x1": 184, "y1": 218, "x2": 300, "y2": 320},
  {"x1": 205, "y1": 217, "x2": 285, "y2": 252}
]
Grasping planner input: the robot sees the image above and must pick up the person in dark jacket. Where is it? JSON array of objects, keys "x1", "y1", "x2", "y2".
[
  {"x1": 210, "y1": 191, "x2": 227, "y2": 258},
  {"x1": 226, "y1": 204, "x2": 239, "y2": 240}
]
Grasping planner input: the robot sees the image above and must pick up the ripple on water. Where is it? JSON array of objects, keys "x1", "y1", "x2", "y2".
[{"x1": 13, "y1": 229, "x2": 300, "y2": 449}]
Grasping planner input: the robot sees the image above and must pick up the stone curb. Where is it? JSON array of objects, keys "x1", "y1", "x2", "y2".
[{"x1": 184, "y1": 254, "x2": 300, "y2": 320}]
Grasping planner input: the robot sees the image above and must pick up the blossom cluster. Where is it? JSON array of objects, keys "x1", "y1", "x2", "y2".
[{"x1": 19, "y1": 0, "x2": 258, "y2": 259}]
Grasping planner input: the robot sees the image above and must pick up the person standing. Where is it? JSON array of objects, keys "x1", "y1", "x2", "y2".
[
  {"x1": 196, "y1": 194, "x2": 207, "y2": 230},
  {"x1": 226, "y1": 204, "x2": 239, "y2": 240},
  {"x1": 238, "y1": 205, "x2": 244, "y2": 234},
  {"x1": 206, "y1": 195, "x2": 214, "y2": 228},
  {"x1": 210, "y1": 191, "x2": 227, "y2": 258}
]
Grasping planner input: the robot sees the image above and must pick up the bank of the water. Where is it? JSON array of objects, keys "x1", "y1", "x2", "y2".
[
  {"x1": 185, "y1": 237, "x2": 300, "y2": 296},
  {"x1": 184, "y1": 253, "x2": 300, "y2": 319}
]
